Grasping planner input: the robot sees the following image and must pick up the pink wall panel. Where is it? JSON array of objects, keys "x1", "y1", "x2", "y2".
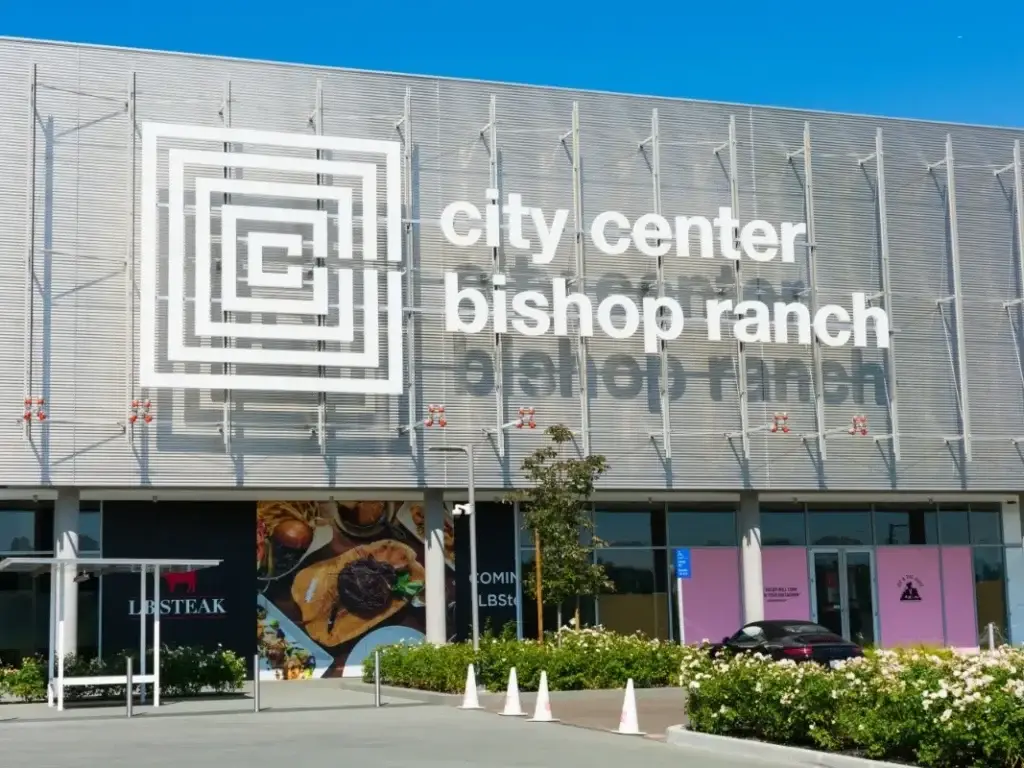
[
  {"x1": 762, "y1": 548, "x2": 811, "y2": 621},
  {"x1": 941, "y1": 547, "x2": 978, "y2": 648},
  {"x1": 876, "y1": 547, "x2": 944, "y2": 648},
  {"x1": 681, "y1": 548, "x2": 741, "y2": 644}
]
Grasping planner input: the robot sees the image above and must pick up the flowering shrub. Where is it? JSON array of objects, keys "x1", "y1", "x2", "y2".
[
  {"x1": 364, "y1": 626, "x2": 686, "y2": 693},
  {"x1": 681, "y1": 645, "x2": 1024, "y2": 768}
]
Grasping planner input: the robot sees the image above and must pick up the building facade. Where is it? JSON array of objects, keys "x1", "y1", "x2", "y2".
[{"x1": 0, "y1": 37, "x2": 1022, "y2": 675}]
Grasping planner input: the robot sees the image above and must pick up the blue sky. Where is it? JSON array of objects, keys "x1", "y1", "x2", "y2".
[{"x1": 5, "y1": 0, "x2": 1024, "y2": 127}]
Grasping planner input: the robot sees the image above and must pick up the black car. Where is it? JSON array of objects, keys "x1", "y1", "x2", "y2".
[{"x1": 708, "y1": 620, "x2": 864, "y2": 664}]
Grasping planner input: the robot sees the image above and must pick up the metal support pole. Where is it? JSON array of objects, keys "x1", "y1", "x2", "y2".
[
  {"x1": 792, "y1": 123, "x2": 827, "y2": 458},
  {"x1": 313, "y1": 80, "x2": 327, "y2": 456},
  {"x1": 139, "y1": 565, "x2": 147, "y2": 704},
  {"x1": 930, "y1": 135, "x2": 972, "y2": 461},
  {"x1": 997, "y1": 141, "x2": 1024, "y2": 411},
  {"x1": 253, "y1": 653, "x2": 261, "y2": 712},
  {"x1": 467, "y1": 444, "x2": 479, "y2": 651},
  {"x1": 716, "y1": 116, "x2": 750, "y2": 458},
  {"x1": 373, "y1": 649, "x2": 382, "y2": 707},
  {"x1": 220, "y1": 80, "x2": 234, "y2": 452},
  {"x1": 126, "y1": 656, "x2": 134, "y2": 718},
  {"x1": 988, "y1": 621, "x2": 997, "y2": 650},
  {"x1": 398, "y1": 87, "x2": 418, "y2": 452},
  {"x1": 22, "y1": 63, "x2": 38, "y2": 444},
  {"x1": 860, "y1": 129, "x2": 901, "y2": 461},
  {"x1": 125, "y1": 71, "x2": 138, "y2": 446},
  {"x1": 565, "y1": 102, "x2": 592, "y2": 455},
  {"x1": 483, "y1": 95, "x2": 506, "y2": 458},
  {"x1": 640, "y1": 109, "x2": 672, "y2": 459}
]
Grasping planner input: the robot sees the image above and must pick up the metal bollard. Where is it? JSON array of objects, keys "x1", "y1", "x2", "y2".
[
  {"x1": 374, "y1": 650, "x2": 382, "y2": 708},
  {"x1": 988, "y1": 622, "x2": 997, "y2": 650},
  {"x1": 253, "y1": 654, "x2": 261, "y2": 713},
  {"x1": 126, "y1": 657, "x2": 134, "y2": 719}
]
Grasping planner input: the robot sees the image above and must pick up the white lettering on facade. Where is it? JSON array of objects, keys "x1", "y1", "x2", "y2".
[{"x1": 128, "y1": 598, "x2": 227, "y2": 616}]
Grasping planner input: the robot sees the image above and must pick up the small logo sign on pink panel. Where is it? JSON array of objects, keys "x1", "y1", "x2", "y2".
[
  {"x1": 876, "y1": 547, "x2": 944, "y2": 648},
  {"x1": 762, "y1": 548, "x2": 811, "y2": 621}
]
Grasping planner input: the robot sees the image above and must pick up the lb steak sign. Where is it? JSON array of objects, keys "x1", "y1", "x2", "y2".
[{"x1": 127, "y1": 570, "x2": 227, "y2": 619}]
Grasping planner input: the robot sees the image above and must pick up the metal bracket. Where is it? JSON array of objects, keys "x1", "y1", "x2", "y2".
[
  {"x1": 928, "y1": 135, "x2": 972, "y2": 461},
  {"x1": 485, "y1": 406, "x2": 536, "y2": 436},
  {"x1": 219, "y1": 80, "x2": 234, "y2": 453},
  {"x1": 559, "y1": 102, "x2": 592, "y2": 456},
  {"x1": 128, "y1": 399, "x2": 154, "y2": 427},
  {"x1": 997, "y1": 141, "x2": 1024, "y2": 422},
  {"x1": 396, "y1": 87, "x2": 418, "y2": 453},
  {"x1": 713, "y1": 116, "x2": 751, "y2": 459},
  {"x1": 787, "y1": 123, "x2": 827, "y2": 459},
  {"x1": 858, "y1": 128, "x2": 901, "y2": 461},
  {"x1": 638, "y1": 109, "x2": 672, "y2": 460},
  {"x1": 22, "y1": 64, "x2": 38, "y2": 444},
  {"x1": 398, "y1": 404, "x2": 446, "y2": 435},
  {"x1": 312, "y1": 79, "x2": 327, "y2": 457},
  {"x1": 802, "y1": 414, "x2": 870, "y2": 442},
  {"x1": 728, "y1": 412, "x2": 795, "y2": 439}
]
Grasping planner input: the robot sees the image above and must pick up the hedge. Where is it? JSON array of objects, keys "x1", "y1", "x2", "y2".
[
  {"x1": 0, "y1": 646, "x2": 246, "y2": 702},
  {"x1": 680, "y1": 644, "x2": 1024, "y2": 768},
  {"x1": 362, "y1": 626, "x2": 687, "y2": 692}
]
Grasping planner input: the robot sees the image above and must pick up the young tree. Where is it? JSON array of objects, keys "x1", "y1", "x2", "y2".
[{"x1": 511, "y1": 424, "x2": 613, "y2": 640}]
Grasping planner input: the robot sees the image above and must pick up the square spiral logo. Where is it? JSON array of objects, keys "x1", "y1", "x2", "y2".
[{"x1": 139, "y1": 122, "x2": 403, "y2": 395}]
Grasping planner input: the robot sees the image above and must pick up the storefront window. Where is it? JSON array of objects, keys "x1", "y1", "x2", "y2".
[
  {"x1": 760, "y1": 504, "x2": 806, "y2": 546},
  {"x1": 594, "y1": 506, "x2": 665, "y2": 547},
  {"x1": 873, "y1": 504, "x2": 938, "y2": 545},
  {"x1": 938, "y1": 507, "x2": 971, "y2": 545},
  {"x1": 595, "y1": 548, "x2": 669, "y2": 640},
  {"x1": 807, "y1": 505, "x2": 872, "y2": 546},
  {"x1": 969, "y1": 505, "x2": 1003, "y2": 546},
  {"x1": 667, "y1": 505, "x2": 738, "y2": 547},
  {"x1": 80, "y1": 507, "x2": 102, "y2": 553},
  {"x1": 518, "y1": 549, "x2": 596, "y2": 638},
  {"x1": 973, "y1": 547, "x2": 1007, "y2": 643}
]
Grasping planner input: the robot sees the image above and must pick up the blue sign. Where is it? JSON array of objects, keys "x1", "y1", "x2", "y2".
[{"x1": 674, "y1": 548, "x2": 692, "y2": 579}]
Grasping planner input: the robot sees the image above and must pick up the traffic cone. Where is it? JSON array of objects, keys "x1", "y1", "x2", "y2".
[
  {"x1": 458, "y1": 663, "x2": 483, "y2": 710},
  {"x1": 613, "y1": 678, "x2": 646, "y2": 736},
  {"x1": 499, "y1": 667, "x2": 526, "y2": 716},
  {"x1": 527, "y1": 670, "x2": 559, "y2": 723}
]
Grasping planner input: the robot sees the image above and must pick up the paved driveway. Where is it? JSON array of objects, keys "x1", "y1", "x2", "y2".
[{"x1": 0, "y1": 692, "x2": 791, "y2": 768}]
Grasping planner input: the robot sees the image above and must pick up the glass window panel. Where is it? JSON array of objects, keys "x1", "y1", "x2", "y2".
[
  {"x1": 0, "y1": 570, "x2": 51, "y2": 666},
  {"x1": 595, "y1": 549, "x2": 669, "y2": 639},
  {"x1": 761, "y1": 504, "x2": 806, "y2": 546},
  {"x1": 973, "y1": 547, "x2": 1007, "y2": 643},
  {"x1": 667, "y1": 505, "x2": 738, "y2": 547},
  {"x1": 518, "y1": 549, "x2": 596, "y2": 639},
  {"x1": 79, "y1": 510, "x2": 101, "y2": 553},
  {"x1": 938, "y1": 507, "x2": 971, "y2": 545},
  {"x1": 806, "y1": 505, "x2": 872, "y2": 546},
  {"x1": 970, "y1": 505, "x2": 1003, "y2": 546},
  {"x1": 873, "y1": 504, "x2": 938, "y2": 545},
  {"x1": 594, "y1": 505, "x2": 665, "y2": 547}
]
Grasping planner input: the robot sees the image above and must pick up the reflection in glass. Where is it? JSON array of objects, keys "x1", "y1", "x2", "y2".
[
  {"x1": 812, "y1": 552, "x2": 842, "y2": 637},
  {"x1": 0, "y1": 510, "x2": 39, "y2": 553},
  {"x1": 873, "y1": 505, "x2": 938, "y2": 545},
  {"x1": 667, "y1": 506, "x2": 738, "y2": 547},
  {"x1": 594, "y1": 506, "x2": 665, "y2": 547},
  {"x1": 79, "y1": 510, "x2": 102, "y2": 553},
  {"x1": 518, "y1": 549, "x2": 596, "y2": 639},
  {"x1": 78, "y1": 576, "x2": 99, "y2": 657},
  {"x1": 938, "y1": 507, "x2": 970, "y2": 545},
  {"x1": 596, "y1": 549, "x2": 669, "y2": 639},
  {"x1": 970, "y1": 506, "x2": 1002, "y2": 546},
  {"x1": 846, "y1": 551, "x2": 875, "y2": 646},
  {"x1": 973, "y1": 547, "x2": 1007, "y2": 642},
  {"x1": 0, "y1": 571, "x2": 51, "y2": 665},
  {"x1": 761, "y1": 506, "x2": 806, "y2": 546},
  {"x1": 807, "y1": 507, "x2": 872, "y2": 545}
]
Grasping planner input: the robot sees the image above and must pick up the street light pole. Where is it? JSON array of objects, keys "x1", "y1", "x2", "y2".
[{"x1": 428, "y1": 444, "x2": 480, "y2": 652}]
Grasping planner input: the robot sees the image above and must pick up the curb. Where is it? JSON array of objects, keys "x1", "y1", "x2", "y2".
[{"x1": 664, "y1": 726, "x2": 910, "y2": 768}]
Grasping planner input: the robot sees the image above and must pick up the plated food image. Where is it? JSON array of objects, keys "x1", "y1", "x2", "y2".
[
  {"x1": 257, "y1": 501, "x2": 335, "y2": 581},
  {"x1": 290, "y1": 539, "x2": 425, "y2": 648},
  {"x1": 329, "y1": 500, "x2": 391, "y2": 538},
  {"x1": 394, "y1": 502, "x2": 455, "y2": 570},
  {"x1": 257, "y1": 605, "x2": 316, "y2": 680}
]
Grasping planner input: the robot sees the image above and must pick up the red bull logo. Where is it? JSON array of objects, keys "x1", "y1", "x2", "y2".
[{"x1": 163, "y1": 569, "x2": 198, "y2": 594}]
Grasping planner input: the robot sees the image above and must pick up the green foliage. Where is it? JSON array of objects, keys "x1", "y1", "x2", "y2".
[
  {"x1": 363, "y1": 626, "x2": 686, "y2": 693},
  {"x1": 680, "y1": 644, "x2": 1024, "y2": 768},
  {"x1": 508, "y1": 424, "x2": 612, "y2": 629},
  {"x1": 0, "y1": 646, "x2": 246, "y2": 702}
]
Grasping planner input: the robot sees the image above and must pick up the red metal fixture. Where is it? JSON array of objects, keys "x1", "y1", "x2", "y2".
[
  {"x1": 23, "y1": 397, "x2": 45, "y2": 422},
  {"x1": 516, "y1": 407, "x2": 536, "y2": 429},
  {"x1": 849, "y1": 414, "x2": 868, "y2": 436},
  {"x1": 128, "y1": 399, "x2": 153, "y2": 425},
  {"x1": 770, "y1": 412, "x2": 790, "y2": 434},
  {"x1": 424, "y1": 404, "x2": 446, "y2": 428}
]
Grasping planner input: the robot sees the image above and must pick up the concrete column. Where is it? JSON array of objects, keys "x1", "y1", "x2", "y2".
[
  {"x1": 54, "y1": 488, "x2": 80, "y2": 656},
  {"x1": 423, "y1": 490, "x2": 447, "y2": 645},
  {"x1": 739, "y1": 492, "x2": 763, "y2": 624}
]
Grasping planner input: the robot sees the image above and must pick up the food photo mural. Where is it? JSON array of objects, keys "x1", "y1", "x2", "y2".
[{"x1": 256, "y1": 500, "x2": 456, "y2": 679}]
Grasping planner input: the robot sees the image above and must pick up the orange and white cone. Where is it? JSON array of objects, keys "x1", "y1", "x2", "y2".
[
  {"x1": 499, "y1": 667, "x2": 526, "y2": 716},
  {"x1": 614, "y1": 678, "x2": 646, "y2": 736},
  {"x1": 527, "y1": 670, "x2": 558, "y2": 723},
  {"x1": 458, "y1": 663, "x2": 483, "y2": 710}
]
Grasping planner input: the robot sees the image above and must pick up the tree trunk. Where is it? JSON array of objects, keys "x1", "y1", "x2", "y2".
[{"x1": 534, "y1": 530, "x2": 544, "y2": 643}]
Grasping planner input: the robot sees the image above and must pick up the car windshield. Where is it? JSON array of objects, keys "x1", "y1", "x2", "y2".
[{"x1": 775, "y1": 623, "x2": 832, "y2": 637}]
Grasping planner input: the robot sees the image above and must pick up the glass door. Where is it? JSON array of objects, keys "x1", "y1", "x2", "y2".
[{"x1": 809, "y1": 549, "x2": 877, "y2": 645}]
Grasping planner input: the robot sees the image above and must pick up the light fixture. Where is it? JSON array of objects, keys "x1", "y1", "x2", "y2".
[{"x1": 73, "y1": 571, "x2": 93, "y2": 584}]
